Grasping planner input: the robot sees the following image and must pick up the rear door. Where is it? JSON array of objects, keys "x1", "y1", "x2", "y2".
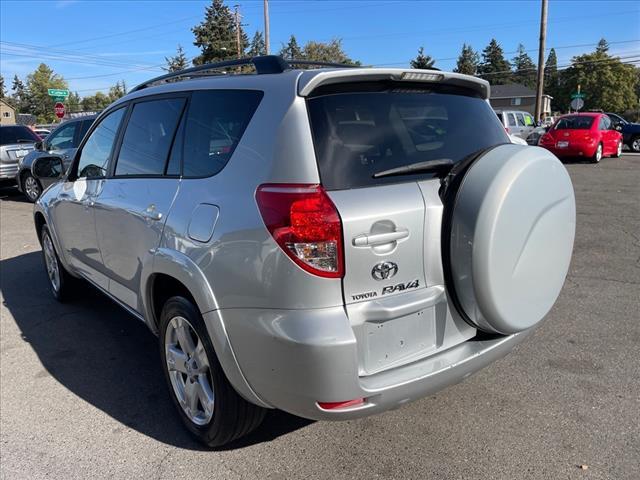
[
  {"x1": 307, "y1": 85, "x2": 510, "y2": 374},
  {"x1": 92, "y1": 95, "x2": 186, "y2": 312}
]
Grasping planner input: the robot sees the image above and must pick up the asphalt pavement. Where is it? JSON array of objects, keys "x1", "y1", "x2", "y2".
[{"x1": 1, "y1": 153, "x2": 639, "y2": 480}]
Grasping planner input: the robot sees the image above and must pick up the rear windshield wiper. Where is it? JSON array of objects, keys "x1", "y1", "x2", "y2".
[{"x1": 373, "y1": 158, "x2": 454, "y2": 179}]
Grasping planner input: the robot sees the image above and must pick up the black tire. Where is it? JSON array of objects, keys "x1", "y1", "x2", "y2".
[
  {"x1": 591, "y1": 143, "x2": 603, "y2": 163},
  {"x1": 21, "y1": 171, "x2": 42, "y2": 203},
  {"x1": 40, "y1": 224, "x2": 75, "y2": 302},
  {"x1": 159, "y1": 296, "x2": 265, "y2": 447}
]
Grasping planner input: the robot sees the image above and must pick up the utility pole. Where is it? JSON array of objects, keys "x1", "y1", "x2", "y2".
[
  {"x1": 264, "y1": 0, "x2": 270, "y2": 55},
  {"x1": 234, "y1": 5, "x2": 241, "y2": 58},
  {"x1": 534, "y1": 0, "x2": 548, "y2": 122}
]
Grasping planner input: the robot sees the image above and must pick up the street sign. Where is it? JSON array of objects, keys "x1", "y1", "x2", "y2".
[
  {"x1": 570, "y1": 98, "x2": 584, "y2": 111},
  {"x1": 54, "y1": 102, "x2": 65, "y2": 119},
  {"x1": 52, "y1": 95, "x2": 66, "y2": 102},
  {"x1": 571, "y1": 92, "x2": 586, "y2": 99},
  {"x1": 48, "y1": 88, "x2": 69, "y2": 97}
]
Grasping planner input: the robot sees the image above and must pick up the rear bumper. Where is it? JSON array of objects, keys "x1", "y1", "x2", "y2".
[
  {"x1": 540, "y1": 143, "x2": 597, "y2": 158},
  {"x1": 0, "y1": 163, "x2": 19, "y2": 180},
  {"x1": 216, "y1": 306, "x2": 532, "y2": 420}
]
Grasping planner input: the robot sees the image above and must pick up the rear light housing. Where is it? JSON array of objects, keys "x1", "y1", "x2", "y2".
[
  {"x1": 256, "y1": 184, "x2": 344, "y2": 278},
  {"x1": 317, "y1": 398, "x2": 365, "y2": 410}
]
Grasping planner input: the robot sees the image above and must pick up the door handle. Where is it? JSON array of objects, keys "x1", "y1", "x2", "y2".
[
  {"x1": 353, "y1": 229, "x2": 409, "y2": 247},
  {"x1": 142, "y1": 205, "x2": 163, "y2": 221}
]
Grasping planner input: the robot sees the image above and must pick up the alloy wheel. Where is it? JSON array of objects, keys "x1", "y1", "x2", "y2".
[
  {"x1": 164, "y1": 316, "x2": 215, "y2": 425},
  {"x1": 632, "y1": 138, "x2": 640, "y2": 152},
  {"x1": 595, "y1": 144, "x2": 602, "y2": 162},
  {"x1": 24, "y1": 175, "x2": 41, "y2": 202},
  {"x1": 617, "y1": 142, "x2": 622, "y2": 157},
  {"x1": 42, "y1": 232, "x2": 60, "y2": 293}
]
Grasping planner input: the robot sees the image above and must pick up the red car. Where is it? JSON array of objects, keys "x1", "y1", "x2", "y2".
[{"x1": 539, "y1": 113, "x2": 623, "y2": 163}]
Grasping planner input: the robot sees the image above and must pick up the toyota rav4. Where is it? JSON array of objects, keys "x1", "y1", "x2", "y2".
[{"x1": 31, "y1": 56, "x2": 576, "y2": 447}]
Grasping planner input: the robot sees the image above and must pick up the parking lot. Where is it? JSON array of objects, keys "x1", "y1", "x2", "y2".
[{"x1": 0, "y1": 153, "x2": 638, "y2": 480}]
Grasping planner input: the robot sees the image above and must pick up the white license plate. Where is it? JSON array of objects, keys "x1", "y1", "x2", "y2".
[
  {"x1": 14, "y1": 149, "x2": 29, "y2": 158},
  {"x1": 556, "y1": 141, "x2": 569, "y2": 148}
]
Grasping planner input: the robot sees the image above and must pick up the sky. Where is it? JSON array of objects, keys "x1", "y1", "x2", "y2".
[{"x1": 1, "y1": 0, "x2": 639, "y2": 96}]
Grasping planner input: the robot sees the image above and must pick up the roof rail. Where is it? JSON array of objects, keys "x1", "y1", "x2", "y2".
[{"x1": 131, "y1": 55, "x2": 357, "y2": 92}]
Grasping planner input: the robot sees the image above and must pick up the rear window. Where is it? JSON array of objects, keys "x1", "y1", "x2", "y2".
[
  {"x1": 307, "y1": 87, "x2": 509, "y2": 190},
  {"x1": 554, "y1": 116, "x2": 595, "y2": 130},
  {"x1": 0, "y1": 126, "x2": 40, "y2": 145}
]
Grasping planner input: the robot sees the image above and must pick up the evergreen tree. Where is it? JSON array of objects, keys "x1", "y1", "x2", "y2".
[
  {"x1": 164, "y1": 45, "x2": 189, "y2": 72},
  {"x1": 556, "y1": 41, "x2": 637, "y2": 113},
  {"x1": 453, "y1": 43, "x2": 479, "y2": 75},
  {"x1": 191, "y1": 0, "x2": 247, "y2": 64},
  {"x1": 302, "y1": 39, "x2": 359, "y2": 65},
  {"x1": 478, "y1": 39, "x2": 512, "y2": 85},
  {"x1": 279, "y1": 35, "x2": 303, "y2": 60},
  {"x1": 11, "y1": 75, "x2": 29, "y2": 113},
  {"x1": 512, "y1": 43, "x2": 537, "y2": 88},
  {"x1": 0, "y1": 74, "x2": 5, "y2": 99},
  {"x1": 544, "y1": 48, "x2": 559, "y2": 110},
  {"x1": 66, "y1": 92, "x2": 82, "y2": 113},
  {"x1": 25, "y1": 64, "x2": 68, "y2": 122},
  {"x1": 247, "y1": 31, "x2": 266, "y2": 57},
  {"x1": 108, "y1": 80, "x2": 127, "y2": 102},
  {"x1": 410, "y1": 47, "x2": 436, "y2": 69}
]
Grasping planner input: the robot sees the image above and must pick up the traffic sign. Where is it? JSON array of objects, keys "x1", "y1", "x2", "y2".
[
  {"x1": 54, "y1": 102, "x2": 65, "y2": 119},
  {"x1": 570, "y1": 98, "x2": 584, "y2": 111},
  {"x1": 48, "y1": 88, "x2": 69, "y2": 97},
  {"x1": 52, "y1": 95, "x2": 66, "y2": 102},
  {"x1": 571, "y1": 92, "x2": 585, "y2": 99}
]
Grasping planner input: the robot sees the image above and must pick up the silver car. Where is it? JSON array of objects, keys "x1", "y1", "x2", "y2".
[
  {"x1": 494, "y1": 109, "x2": 537, "y2": 140},
  {"x1": 32, "y1": 56, "x2": 576, "y2": 447},
  {"x1": 0, "y1": 125, "x2": 38, "y2": 183}
]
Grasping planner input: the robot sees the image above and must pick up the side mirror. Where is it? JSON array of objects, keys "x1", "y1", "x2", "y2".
[
  {"x1": 32, "y1": 156, "x2": 64, "y2": 179},
  {"x1": 615, "y1": 125, "x2": 623, "y2": 131},
  {"x1": 34, "y1": 141, "x2": 43, "y2": 151}
]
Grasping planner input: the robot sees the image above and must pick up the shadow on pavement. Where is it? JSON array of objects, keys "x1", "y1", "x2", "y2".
[{"x1": 0, "y1": 251, "x2": 311, "y2": 450}]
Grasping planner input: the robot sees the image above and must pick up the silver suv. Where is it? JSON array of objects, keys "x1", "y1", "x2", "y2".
[{"x1": 32, "y1": 56, "x2": 576, "y2": 447}]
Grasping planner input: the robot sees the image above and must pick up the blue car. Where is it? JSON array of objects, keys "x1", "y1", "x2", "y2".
[{"x1": 606, "y1": 112, "x2": 640, "y2": 152}]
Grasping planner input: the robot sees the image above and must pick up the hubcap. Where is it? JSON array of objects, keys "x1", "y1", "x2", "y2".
[
  {"x1": 24, "y1": 175, "x2": 41, "y2": 201},
  {"x1": 633, "y1": 138, "x2": 640, "y2": 152},
  {"x1": 617, "y1": 142, "x2": 622, "y2": 156},
  {"x1": 164, "y1": 316, "x2": 214, "y2": 425},
  {"x1": 42, "y1": 233, "x2": 60, "y2": 293},
  {"x1": 596, "y1": 145, "x2": 602, "y2": 162}
]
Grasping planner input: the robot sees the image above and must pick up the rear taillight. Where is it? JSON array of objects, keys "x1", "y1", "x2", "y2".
[
  {"x1": 256, "y1": 184, "x2": 344, "y2": 278},
  {"x1": 505, "y1": 127, "x2": 510, "y2": 134}
]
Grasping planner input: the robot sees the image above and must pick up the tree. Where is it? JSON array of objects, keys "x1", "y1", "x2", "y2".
[
  {"x1": 25, "y1": 64, "x2": 68, "y2": 122},
  {"x1": 511, "y1": 44, "x2": 537, "y2": 88},
  {"x1": 81, "y1": 92, "x2": 111, "y2": 112},
  {"x1": 410, "y1": 47, "x2": 436, "y2": 69},
  {"x1": 192, "y1": 0, "x2": 247, "y2": 65},
  {"x1": 544, "y1": 48, "x2": 559, "y2": 110},
  {"x1": 302, "y1": 39, "x2": 359, "y2": 65},
  {"x1": 478, "y1": 39, "x2": 512, "y2": 85},
  {"x1": 453, "y1": 43, "x2": 479, "y2": 75},
  {"x1": 555, "y1": 40, "x2": 638, "y2": 113},
  {"x1": 66, "y1": 92, "x2": 82, "y2": 113},
  {"x1": 164, "y1": 45, "x2": 189, "y2": 72},
  {"x1": 247, "y1": 31, "x2": 265, "y2": 57},
  {"x1": 0, "y1": 74, "x2": 5, "y2": 99},
  {"x1": 279, "y1": 35, "x2": 303, "y2": 60},
  {"x1": 108, "y1": 80, "x2": 127, "y2": 102},
  {"x1": 11, "y1": 75, "x2": 29, "y2": 113}
]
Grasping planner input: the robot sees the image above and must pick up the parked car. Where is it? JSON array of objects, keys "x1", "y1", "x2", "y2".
[
  {"x1": 494, "y1": 109, "x2": 536, "y2": 140},
  {"x1": 526, "y1": 125, "x2": 548, "y2": 146},
  {"x1": 539, "y1": 113, "x2": 623, "y2": 162},
  {"x1": 31, "y1": 56, "x2": 576, "y2": 447},
  {"x1": 34, "y1": 129, "x2": 51, "y2": 139},
  {"x1": 16, "y1": 115, "x2": 96, "y2": 202},
  {"x1": 0, "y1": 125, "x2": 39, "y2": 185},
  {"x1": 604, "y1": 112, "x2": 640, "y2": 152}
]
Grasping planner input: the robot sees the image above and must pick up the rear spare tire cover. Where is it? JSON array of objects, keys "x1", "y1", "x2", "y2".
[{"x1": 447, "y1": 144, "x2": 575, "y2": 334}]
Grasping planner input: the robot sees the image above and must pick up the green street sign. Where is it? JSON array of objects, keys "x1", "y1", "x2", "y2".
[
  {"x1": 48, "y1": 88, "x2": 69, "y2": 97},
  {"x1": 571, "y1": 92, "x2": 585, "y2": 99},
  {"x1": 52, "y1": 96, "x2": 66, "y2": 102}
]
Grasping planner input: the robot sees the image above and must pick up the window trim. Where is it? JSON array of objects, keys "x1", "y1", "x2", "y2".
[
  {"x1": 68, "y1": 105, "x2": 130, "y2": 181},
  {"x1": 109, "y1": 92, "x2": 190, "y2": 179}
]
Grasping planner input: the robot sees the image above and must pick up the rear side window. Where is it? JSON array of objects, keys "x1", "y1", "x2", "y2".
[
  {"x1": 0, "y1": 126, "x2": 40, "y2": 145},
  {"x1": 182, "y1": 90, "x2": 263, "y2": 178},
  {"x1": 555, "y1": 116, "x2": 594, "y2": 130},
  {"x1": 516, "y1": 113, "x2": 526, "y2": 127},
  {"x1": 307, "y1": 87, "x2": 509, "y2": 190},
  {"x1": 115, "y1": 98, "x2": 186, "y2": 176}
]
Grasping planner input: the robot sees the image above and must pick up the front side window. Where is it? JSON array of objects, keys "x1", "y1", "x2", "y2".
[
  {"x1": 47, "y1": 122, "x2": 76, "y2": 151},
  {"x1": 600, "y1": 116, "x2": 611, "y2": 130},
  {"x1": 507, "y1": 113, "x2": 517, "y2": 127},
  {"x1": 516, "y1": 113, "x2": 526, "y2": 127},
  {"x1": 77, "y1": 119, "x2": 94, "y2": 143},
  {"x1": 524, "y1": 114, "x2": 534, "y2": 126},
  {"x1": 76, "y1": 108, "x2": 126, "y2": 179},
  {"x1": 115, "y1": 98, "x2": 186, "y2": 176},
  {"x1": 182, "y1": 90, "x2": 263, "y2": 177}
]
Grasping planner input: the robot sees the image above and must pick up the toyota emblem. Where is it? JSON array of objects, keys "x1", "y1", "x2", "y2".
[{"x1": 371, "y1": 261, "x2": 399, "y2": 281}]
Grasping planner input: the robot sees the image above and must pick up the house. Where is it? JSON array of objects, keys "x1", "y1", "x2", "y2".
[
  {"x1": 0, "y1": 99, "x2": 16, "y2": 125},
  {"x1": 489, "y1": 84, "x2": 552, "y2": 119}
]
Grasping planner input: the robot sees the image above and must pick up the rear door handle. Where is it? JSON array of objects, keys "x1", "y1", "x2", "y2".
[{"x1": 353, "y1": 229, "x2": 409, "y2": 247}]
